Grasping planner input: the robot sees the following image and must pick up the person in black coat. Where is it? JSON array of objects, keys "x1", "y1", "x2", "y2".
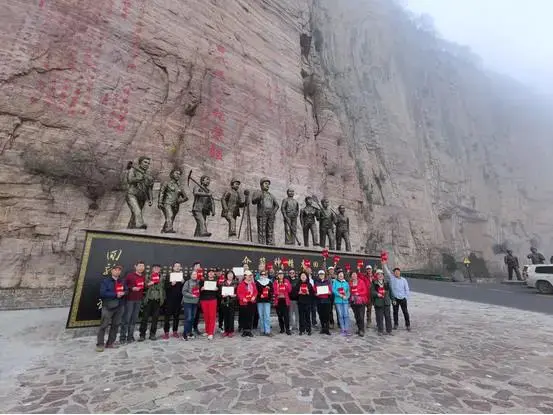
[{"x1": 293, "y1": 271, "x2": 315, "y2": 335}]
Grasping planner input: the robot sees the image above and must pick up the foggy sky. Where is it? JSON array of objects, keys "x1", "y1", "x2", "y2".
[{"x1": 405, "y1": 0, "x2": 553, "y2": 95}]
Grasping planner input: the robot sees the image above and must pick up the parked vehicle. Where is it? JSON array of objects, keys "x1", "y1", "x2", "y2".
[{"x1": 525, "y1": 265, "x2": 553, "y2": 294}]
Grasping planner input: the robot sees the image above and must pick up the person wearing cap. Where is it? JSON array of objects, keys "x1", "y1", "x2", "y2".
[
  {"x1": 237, "y1": 270, "x2": 258, "y2": 337},
  {"x1": 313, "y1": 270, "x2": 332, "y2": 335},
  {"x1": 221, "y1": 178, "x2": 248, "y2": 237},
  {"x1": 273, "y1": 270, "x2": 293, "y2": 335},
  {"x1": 96, "y1": 265, "x2": 127, "y2": 352},
  {"x1": 163, "y1": 262, "x2": 184, "y2": 340},
  {"x1": 251, "y1": 177, "x2": 279, "y2": 245},
  {"x1": 371, "y1": 269, "x2": 393, "y2": 336},
  {"x1": 120, "y1": 261, "x2": 146, "y2": 344},
  {"x1": 199, "y1": 268, "x2": 219, "y2": 340},
  {"x1": 383, "y1": 260, "x2": 411, "y2": 331},
  {"x1": 256, "y1": 269, "x2": 274, "y2": 336},
  {"x1": 138, "y1": 264, "x2": 165, "y2": 341}
]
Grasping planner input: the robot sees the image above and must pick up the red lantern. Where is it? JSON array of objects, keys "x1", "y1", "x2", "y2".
[
  {"x1": 196, "y1": 268, "x2": 204, "y2": 280},
  {"x1": 333, "y1": 255, "x2": 340, "y2": 264},
  {"x1": 356, "y1": 259, "x2": 364, "y2": 269},
  {"x1": 266, "y1": 262, "x2": 274, "y2": 271},
  {"x1": 304, "y1": 259, "x2": 311, "y2": 268},
  {"x1": 322, "y1": 248, "x2": 329, "y2": 259},
  {"x1": 345, "y1": 263, "x2": 351, "y2": 272},
  {"x1": 381, "y1": 251, "x2": 388, "y2": 262},
  {"x1": 281, "y1": 257, "x2": 289, "y2": 268}
]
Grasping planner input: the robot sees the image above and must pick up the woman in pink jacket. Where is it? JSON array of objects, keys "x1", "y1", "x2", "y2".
[{"x1": 273, "y1": 270, "x2": 292, "y2": 335}]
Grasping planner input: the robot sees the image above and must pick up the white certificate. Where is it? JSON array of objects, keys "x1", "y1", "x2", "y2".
[
  {"x1": 316, "y1": 285, "x2": 329, "y2": 295},
  {"x1": 221, "y1": 286, "x2": 235, "y2": 296},
  {"x1": 169, "y1": 272, "x2": 183, "y2": 283},
  {"x1": 233, "y1": 267, "x2": 244, "y2": 277},
  {"x1": 203, "y1": 280, "x2": 217, "y2": 291}
]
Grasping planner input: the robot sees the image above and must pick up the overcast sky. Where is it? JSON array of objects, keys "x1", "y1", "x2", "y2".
[{"x1": 405, "y1": 0, "x2": 553, "y2": 95}]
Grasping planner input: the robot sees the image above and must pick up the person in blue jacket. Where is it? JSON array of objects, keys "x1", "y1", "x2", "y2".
[
  {"x1": 96, "y1": 265, "x2": 127, "y2": 352},
  {"x1": 332, "y1": 270, "x2": 351, "y2": 336}
]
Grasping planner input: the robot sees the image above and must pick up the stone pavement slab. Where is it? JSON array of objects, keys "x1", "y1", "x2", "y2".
[{"x1": 1, "y1": 293, "x2": 553, "y2": 413}]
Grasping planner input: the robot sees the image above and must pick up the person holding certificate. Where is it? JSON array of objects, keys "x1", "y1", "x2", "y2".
[
  {"x1": 313, "y1": 270, "x2": 332, "y2": 335},
  {"x1": 199, "y1": 269, "x2": 219, "y2": 340},
  {"x1": 371, "y1": 269, "x2": 393, "y2": 336},
  {"x1": 273, "y1": 270, "x2": 292, "y2": 335},
  {"x1": 237, "y1": 270, "x2": 258, "y2": 337},
  {"x1": 219, "y1": 271, "x2": 237, "y2": 337},
  {"x1": 163, "y1": 262, "x2": 184, "y2": 340}
]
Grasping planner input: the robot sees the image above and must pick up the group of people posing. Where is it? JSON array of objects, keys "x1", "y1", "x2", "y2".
[{"x1": 96, "y1": 260, "x2": 412, "y2": 351}]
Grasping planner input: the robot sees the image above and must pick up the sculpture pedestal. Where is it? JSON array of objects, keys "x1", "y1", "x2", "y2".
[{"x1": 67, "y1": 229, "x2": 379, "y2": 328}]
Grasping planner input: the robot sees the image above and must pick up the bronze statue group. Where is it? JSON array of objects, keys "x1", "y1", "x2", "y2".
[
  {"x1": 96, "y1": 258, "x2": 412, "y2": 351},
  {"x1": 124, "y1": 156, "x2": 353, "y2": 251}
]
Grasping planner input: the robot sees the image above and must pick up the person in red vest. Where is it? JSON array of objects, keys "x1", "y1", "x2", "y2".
[
  {"x1": 349, "y1": 271, "x2": 368, "y2": 337},
  {"x1": 273, "y1": 270, "x2": 292, "y2": 335},
  {"x1": 237, "y1": 270, "x2": 258, "y2": 337}
]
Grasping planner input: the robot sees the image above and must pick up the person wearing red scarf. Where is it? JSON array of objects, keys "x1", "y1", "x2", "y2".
[
  {"x1": 237, "y1": 271, "x2": 258, "y2": 337},
  {"x1": 273, "y1": 270, "x2": 292, "y2": 335},
  {"x1": 349, "y1": 271, "x2": 368, "y2": 337}
]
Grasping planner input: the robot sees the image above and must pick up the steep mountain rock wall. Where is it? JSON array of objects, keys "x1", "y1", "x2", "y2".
[
  {"x1": 1, "y1": 0, "x2": 552, "y2": 289},
  {"x1": 309, "y1": 0, "x2": 553, "y2": 273}
]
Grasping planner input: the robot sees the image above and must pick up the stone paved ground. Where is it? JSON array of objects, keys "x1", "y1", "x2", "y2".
[{"x1": 1, "y1": 293, "x2": 553, "y2": 414}]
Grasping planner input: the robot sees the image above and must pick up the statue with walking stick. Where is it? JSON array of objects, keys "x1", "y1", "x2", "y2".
[
  {"x1": 281, "y1": 189, "x2": 300, "y2": 245},
  {"x1": 158, "y1": 168, "x2": 188, "y2": 233},
  {"x1": 123, "y1": 156, "x2": 154, "y2": 229},
  {"x1": 189, "y1": 172, "x2": 215, "y2": 237},
  {"x1": 221, "y1": 178, "x2": 247, "y2": 238},
  {"x1": 251, "y1": 177, "x2": 279, "y2": 245}
]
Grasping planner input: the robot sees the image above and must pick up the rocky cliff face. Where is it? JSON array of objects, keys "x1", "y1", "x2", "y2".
[{"x1": 1, "y1": 0, "x2": 552, "y2": 288}]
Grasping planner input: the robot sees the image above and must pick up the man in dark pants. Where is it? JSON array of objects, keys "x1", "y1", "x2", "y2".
[
  {"x1": 97, "y1": 265, "x2": 127, "y2": 352},
  {"x1": 383, "y1": 261, "x2": 411, "y2": 331},
  {"x1": 139, "y1": 264, "x2": 165, "y2": 341},
  {"x1": 307, "y1": 269, "x2": 318, "y2": 327},
  {"x1": 371, "y1": 269, "x2": 393, "y2": 336},
  {"x1": 189, "y1": 262, "x2": 203, "y2": 335},
  {"x1": 504, "y1": 250, "x2": 522, "y2": 281},
  {"x1": 163, "y1": 262, "x2": 184, "y2": 339}
]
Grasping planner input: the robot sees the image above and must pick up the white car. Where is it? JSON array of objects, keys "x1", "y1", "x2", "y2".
[{"x1": 525, "y1": 264, "x2": 553, "y2": 294}]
